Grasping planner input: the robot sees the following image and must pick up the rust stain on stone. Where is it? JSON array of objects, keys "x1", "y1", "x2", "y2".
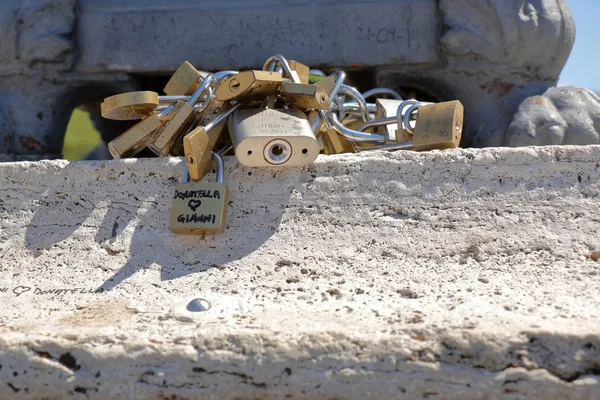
[
  {"x1": 479, "y1": 82, "x2": 515, "y2": 97},
  {"x1": 19, "y1": 136, "x2": 44, "y2": 151}
]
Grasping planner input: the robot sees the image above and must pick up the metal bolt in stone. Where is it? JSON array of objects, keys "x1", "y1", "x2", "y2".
[{"x1": 186, "y1": 298, "x2": 211, "y2": 312}]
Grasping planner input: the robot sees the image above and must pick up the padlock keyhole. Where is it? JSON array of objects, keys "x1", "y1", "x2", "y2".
[
  {"x1": 229, "y1": 79, "x2": 241, "y2": 92},
  {"x1": 271, "y1": 145, "x2": 283, "y2": 156}
]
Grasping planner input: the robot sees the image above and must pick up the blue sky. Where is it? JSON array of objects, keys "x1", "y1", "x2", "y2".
[{"x1": 559, "y1": 0, "x2": 600, "y2": 90}]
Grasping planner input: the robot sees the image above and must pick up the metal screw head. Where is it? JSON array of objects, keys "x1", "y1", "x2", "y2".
[{"x1": 186, "y1": 298, "x2": 211, "y2": 312}]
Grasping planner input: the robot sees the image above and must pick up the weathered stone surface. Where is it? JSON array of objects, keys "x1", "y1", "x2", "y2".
[
  {"x1": 507, "y1": 87, "x2": 600, "y2": 146},
  {"x1": 1, "y1": 147, "x2": 600, "y2": 398}
]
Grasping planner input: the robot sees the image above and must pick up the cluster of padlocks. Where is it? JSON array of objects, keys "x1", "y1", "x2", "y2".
[{"x1": 101, "y1": 54, "x2": 464, "y2": 236}]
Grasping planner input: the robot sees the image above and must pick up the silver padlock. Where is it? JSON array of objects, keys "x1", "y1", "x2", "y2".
[{"x1": 228, "y1": 108, "x2": 320, "y2": 167}]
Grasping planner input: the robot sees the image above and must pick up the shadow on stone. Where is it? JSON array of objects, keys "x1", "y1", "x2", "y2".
[{"x1": 23, "y1": 158, "x2": 296, "y2": 291}]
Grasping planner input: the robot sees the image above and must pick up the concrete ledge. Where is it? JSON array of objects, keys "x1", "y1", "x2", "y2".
[{"x1": 1, "y1": 146, "x2": 600, "y2": 399}]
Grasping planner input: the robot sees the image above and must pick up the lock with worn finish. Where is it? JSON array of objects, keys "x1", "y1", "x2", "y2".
[
  {"x1": 288, "y1": 60, "x2": 310, "y2": 84},
  {"x1": 375, "y1": 98, "x2": 402, "y2": 140},
  {"x1": 229, "y1": 108, "x2": 320, "y2": 167},
  {"x1": 164, "y1": 61, "x2": 203, "y2": 96},
  {"x1": 108, "y1": 105, "x2": 176, "y2": 159},
  {"x1": 102, "y1": 91, "x2": 160, "y2": 120},
  {"x1": 411, "y1": 101, "x2": 463, "y2": 151},
  {"x1": 214, "y1": 70, "x2": 283, "y2": 102},
  {"x1": 170, "y1": 152, "x2": 229, "y2": 235},
  {"x1": 278, "y1": 83, "x2": 329, "y2": 111},
  {"x1": 183, "y1": 103, "x2": 241, "y2": 182},
  {"x1": 352, "y1": 100, "x2": 464, "y2": 153},
  {"x1": 307, "y1": 110, "x2": 352, "y2": 155},
  {"x1": 148, "y1": 75, "x2": 214, "y2": 156}
]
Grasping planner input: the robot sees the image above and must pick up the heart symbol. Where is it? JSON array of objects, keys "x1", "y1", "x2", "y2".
[{"x1": 188, "y1": 200, "x2": 202, "y2": 212}]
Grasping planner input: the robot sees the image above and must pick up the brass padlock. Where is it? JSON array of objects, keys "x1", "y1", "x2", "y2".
[
  {"x1": 170, "y1": 152, "x2": 229, "y2": 235},
  {"x1": 307, "y1": 110, "x2": 352, "y2": 155},
  {"x1": 170, "y1": 71, "x2": 240, "y2": 157},
  {"x1": 278, "y1": 83, "x2": 329, "y2": 111},
  {"x1": 164, "y1": 61, "x2": 203, "y2": 96},
  {"x1": 101, "y1": 91, "x2": 159, "y2": 120},
  {"x1": 321, "y1": 128, "x2": 350, "y2": 155},
  {"x1": 412, "y1": 101, "x2": 463, "y2": 151},
  {"x1": 262, "y1": 54, "x2": 302, "y2": 83},
  {"x1": 107, "y1": 105, "x2": 176, "y2": 159},
  {"x1": 214, "y1": 70, "x2": 283, "y2": 102},
  {"x1": 229, "y1": 108, "x2": 320, "y2": 167},
  {"x1": 183, "y1": 103, "x2": 242, "y2": 182},
  {"x1": 148, "y1": 75, "x2": 215, "y2": 156},
  {"x1": 313, "y1": 76, "x2": 336, "y2": 95},
  {"x1": 289, "y1": 60, "x2": 310, "y2": 84}
]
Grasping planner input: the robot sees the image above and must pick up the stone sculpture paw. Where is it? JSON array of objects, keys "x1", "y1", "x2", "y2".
[{"x1": 506, "y1": 87, "x2": 600, "y2": 146}]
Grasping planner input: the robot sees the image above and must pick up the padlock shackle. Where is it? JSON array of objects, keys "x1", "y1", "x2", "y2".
[
  {"x1": 394, "y1": 100, "x2": 434, "y2": 134},
  {"x1": 205, "y1": 103, "x2": 242, "y2": 132},
  {"x1": 159, "y1": 95, "x2": 190, "y2": 102},
  {"x1": 395, "y1": 100, "x2": 420, "y2": 131},
  {"x1": 213, "y1": 70, "x2": 239, "y2": 81},
  {"x1": 155, "y1": 103, "x2": 205, "y2": 113},
  {"x1": 403, "y1": 103, "x2": 422, "y2": 135},
  {"x1": 318, "y1": 109, "x2": 332, "y2": 130},
  {"x1": 263, "y1": 54, "x2": 299, "y2": 83},
  {"x1": 362, "y1": 88, "x2": 403, "y2": 101},
  {"x1": 183, "y1": 151, "x2": 224, "y2": 184},
  {"x1": 339, "y1": 85, "x2": 370, "y2": 123},
  {"x1": 187, "y1": 73, "x2": 215, "y2": 106},
  {"x1": 342, "y1": 101, "x2": 377, "y2": 117},
  {"x1": 327, "y1": 97, "x2": 384, "y2": 143},
  {"x1": 157, "y1": 104, "x2": 175, "y2": 119},
  {"x1": 327, "y1": 70, "x2": 346, "y2": 106},
  {"x1": 353, "y1": 141, "x2": 414, "y2": 152},
  {"x1": 356, "y1": 116, "x2": 397, "y2": 132},
  {"x1": 307, "y1": 110, "x2": 323, "y2": 133},
  {"x1": 211, "y1": 151, "x2": 224, "y2": 184},
  {"x1": 329, "y1": 112, "x2": 385, "y2": 143}
]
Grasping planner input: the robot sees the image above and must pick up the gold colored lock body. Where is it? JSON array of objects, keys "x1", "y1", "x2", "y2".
[
  {"x1": 169, "y1": 99, "x2": 231, "y2": 157},
  {"x1": 215, "y1": 70, "x2": 283, "y2": 102},
  {"x1": 320, "y1": 128, "x2": 349, "y2": 155},
  {"x1": 101, "y1": 91, "x2": 159, "y2": 120},
  {"x1": 108, "y1": 114, "x2": 164, "y2": 159},
  {"x1": 413, "y1": 101, "x2": 464, "y2": 151},
  {"x1": 313, "y1": 76, "x2": 336, "y2": 95},
  {"x1": 147, "y1": 101, "x2": 196, "y2": 156},
  {"x1": 289, "y1": 60, "x2": 310, "y2": 84},
  {"x1": 182, "y1": 102, "x2": 241, "y2": 181},
  {"x1": 373, "y1": 99, "x2": 414, "y2": 143},
  {"x1": 307, "y1": 110, "x2": 353, "y2": 155},
  {"x1": 164, "y1": 61, "x2": 202, "y2": 96},
  {"x1": 279, "y1": 83, "x2": 329, "y2": 111},
  {"x1": 183, "y1": 127, "x2": 213, "y2": 182},
  {"x1": 169, "y1": 182, "x2": 229, "y2": 235},
  {"x1": 199, "y1": 101, "x2": 232, "y2": 149},
  {"x1": 229, "y1": 108, "x2": 320, "y2": 167},
  {"x1": 395, "y1": 129, "x2": 413, "y2": 143}
]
